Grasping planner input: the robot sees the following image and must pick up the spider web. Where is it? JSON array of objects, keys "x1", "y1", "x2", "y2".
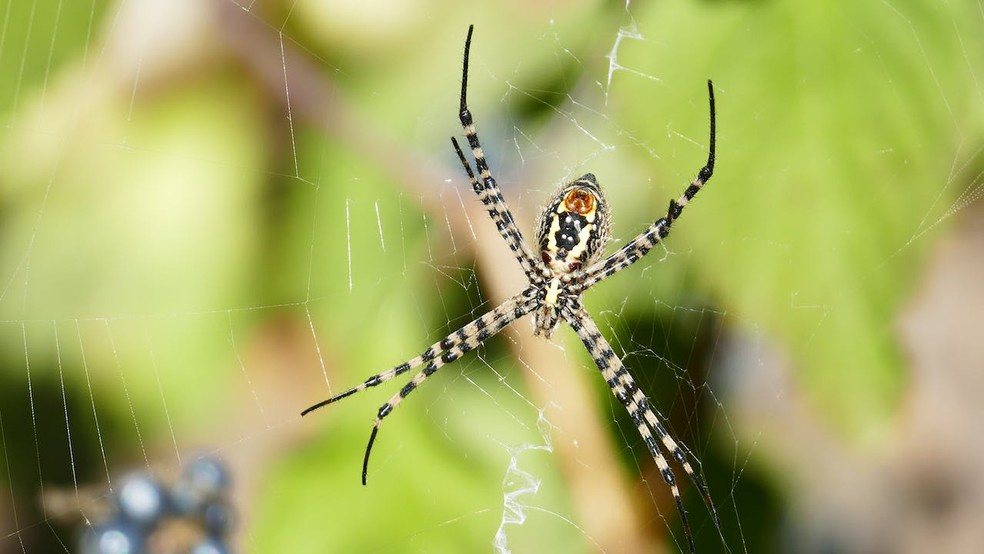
[{"x1": 0, "y1": 1, "x2": 982, "y2": 553}]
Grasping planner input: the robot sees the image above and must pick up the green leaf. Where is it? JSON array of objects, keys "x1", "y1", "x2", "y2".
[{"x1": 610, "y1": 0, "x2": 983, "y2": 440}]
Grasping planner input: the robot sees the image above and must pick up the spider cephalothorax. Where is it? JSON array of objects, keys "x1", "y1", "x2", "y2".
[{"x1": 303, "y1": 25, "x2": 721, "y2": 554}]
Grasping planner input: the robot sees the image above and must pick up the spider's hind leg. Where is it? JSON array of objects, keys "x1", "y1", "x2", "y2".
[
  {"x1": 358, "y1": 290, "x2": 537, "y2": 484},
  {"x1": 564, "y1": 308, "x2": 723, "y2": 554},
  {"x1": 301, "y1": 343, "x2": 442, "y2": 416}
]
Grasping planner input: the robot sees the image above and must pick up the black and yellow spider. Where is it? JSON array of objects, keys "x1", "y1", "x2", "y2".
[{"x1": 303, "y1": 25, "x2": 720, "y2": 553}]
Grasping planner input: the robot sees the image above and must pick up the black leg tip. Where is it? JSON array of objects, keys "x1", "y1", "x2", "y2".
[
  {"x1": 362, "y1": 425, "x2": 380, "y2": 487},
  {"x1": 300, "y1": 398, "x2": 330, "y2": 417}
]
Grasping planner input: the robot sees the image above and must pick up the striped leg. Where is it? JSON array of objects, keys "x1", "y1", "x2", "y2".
[
  {"x1": 451, "y1": 136, "x2": 538, "y2": 279},
  {"x1": 580, "y1": 80, "x2": 716, "y2": 291},
  {"x1": 359, "y1": 291, "x2": 537, "y2": 485},
  {"x1": 301, "y1": 336, "x2": 449, "y2": 416},
  {"x1": 302, "y1": 288, "x2": 537, "y2": 417},
  {"x1": 301, "y1": 284, "x2": 531, "y2": 417},
  {"x1": 564, "y1": 308, "x2": 721, "y2": 554},
  {"x1": 453, "y1": 25, "x2": 540, "y2": 278}
]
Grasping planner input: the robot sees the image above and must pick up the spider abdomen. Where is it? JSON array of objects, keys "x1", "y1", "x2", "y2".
[{"x1": 536, "y1": 174, "x2": 611, "y2": 275}]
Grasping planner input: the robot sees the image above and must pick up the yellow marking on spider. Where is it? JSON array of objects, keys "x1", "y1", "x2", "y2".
[
  {"x1": 565, "y1": 221, "x2": 595, "y2": 262},
  {"x1": 544, "y1": 190, "x2": 599, "y2": 273},
  {"x1": 544, "y1": 278, "x2": 561, "y2": 306},
  {"x1": 545, "y1": 214, "x2": 561, "y2": 253}
]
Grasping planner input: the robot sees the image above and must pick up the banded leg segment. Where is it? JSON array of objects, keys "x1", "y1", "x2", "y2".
[
  {"x1": 564, "y1": 308, "x2": 719, "y2": 554},
  {"x1": 302, "y1": 287, "x2": 537, "y2": 417},
  {"x1": 451, "y1": 137, "x2": 539, "y2": 279},
  {"x1": 580, "y1": 80, "x2": 716, "y2": 291},
  {"x1": 301, "y1": 338, "x2": 446, "y2": 416},
  {"x1": 361, "y1": 291, "x2": 537, "y2": 484},
  {"x1": 454, "y1": 25, "x2": 540, "y2": 278}
]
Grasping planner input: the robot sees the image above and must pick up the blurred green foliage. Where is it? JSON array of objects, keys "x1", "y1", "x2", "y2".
[
  {"x1": 0, "y1": 0, "x2": 981, "y2": 552},
  {"x1": 617, "y1": 0, "x2": 983, "y2": 441}
]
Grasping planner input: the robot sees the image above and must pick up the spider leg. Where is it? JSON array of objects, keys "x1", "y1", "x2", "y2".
[
  {"x1": 565, "y1": 308, "x2": 721, "y2": 554},
  {"x1": 580, "y1": 80, "x2": 716, "y2": 291},
  {"x1": 301, "y1": 337, "x2": 452, "y2": 416},
  {"x1": 454, "y1": 25, "x2": 541, "y2": 279},
  {"x1": 359, "y1": 290, "x2": 537, "y2": 485},
  {"x1": 302, "y1": 287, "x2": 537, "y2": 416},
  {"x1": 450, "y1": 136, "x2": 538, "y2": 280}
]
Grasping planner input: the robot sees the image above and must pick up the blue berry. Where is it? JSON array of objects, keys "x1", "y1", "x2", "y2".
[
  {"x1": 202, "y1": 500, "x2": 234, "y2": 535},
  {"x1": 79, "y1": 520, "x2": 143, "y2": 554},
  {"x1": 182, "y1": 456, "x2": 230, "y2": 497},
  {"x1": 116, "y1": 472, "x2": 168, "y2": 525},
  {"x1": 171, "y1": 481, "x2": 204, "y2": 516},
  {"x1": 190, "y1": 537, "x2": 230, "y2": 554},
  {"x1": 173, "y1": 456, "x2": 230, "y2": 515}
]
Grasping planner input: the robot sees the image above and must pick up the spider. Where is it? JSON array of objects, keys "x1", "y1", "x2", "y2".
[{"x1": 303, "y1": 25, "x2": 720, "y2": 553}]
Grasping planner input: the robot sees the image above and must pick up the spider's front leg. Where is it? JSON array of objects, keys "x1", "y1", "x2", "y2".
[
  {"x1": 580, "y1": 80, "x2": 716, "y2": 291},
  {"x1": 451, "y1": 25, "x2": 542, "y2": 280},
  {"x1": 358, "y1": 290, "x2": 538, "y2": 484}
]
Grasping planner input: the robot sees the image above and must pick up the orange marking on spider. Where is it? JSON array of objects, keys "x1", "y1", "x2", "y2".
[{"x1": 564, "y1": 188, "x2": 595, "y2": 215}]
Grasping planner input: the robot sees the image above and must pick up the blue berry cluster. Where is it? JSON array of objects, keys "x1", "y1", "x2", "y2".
[{"x1": 80, "y1": 456, "x2": 234, "y2": 554}]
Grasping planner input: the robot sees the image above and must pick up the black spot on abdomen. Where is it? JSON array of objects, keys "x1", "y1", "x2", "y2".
[{"x1": 554, "y1": 214, "x2": 586, "y2": 252}]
